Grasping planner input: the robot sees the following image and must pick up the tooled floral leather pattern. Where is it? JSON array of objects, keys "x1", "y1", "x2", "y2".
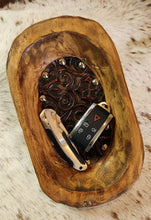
[{"x1": 38, "y1": 57, "x2": 112, "y2": 161}]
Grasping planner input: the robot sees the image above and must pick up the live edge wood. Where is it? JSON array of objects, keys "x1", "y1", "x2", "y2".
[{"x1": 7, "y1": 16, "x2": 144, "y2": 207}]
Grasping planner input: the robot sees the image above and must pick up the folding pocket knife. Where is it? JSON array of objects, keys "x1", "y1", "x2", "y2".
[{"x1": 40, "y1": 109, "x2": 87, "y2": 171}]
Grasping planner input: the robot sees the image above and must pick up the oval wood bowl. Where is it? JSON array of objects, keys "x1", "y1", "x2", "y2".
[{"x1": 7, "y1": 16, "x2": 144, "y2": 207}]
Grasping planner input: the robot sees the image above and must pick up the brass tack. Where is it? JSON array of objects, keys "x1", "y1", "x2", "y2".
[
  {"x1": 42, "y1": 71, "x2": 49, "y2": 79},
  {"x1": 102, "y1": 144, "x2": 108, "y2": 151},
  {"x1": 92, "y1": 78, "x2": 99, "y2": 85},
  {"x1": 59, "y1": 58, "x2": 66, "y2": 65},
  {"x1": 39, "y1": 95, "x2": 47, "y2": 102},
  {"x1": 78, "y1": 61, "x2": 86, "y2": 69}
]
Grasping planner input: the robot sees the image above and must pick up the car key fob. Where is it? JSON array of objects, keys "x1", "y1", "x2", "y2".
[
  {"x1": 70, "y1": 102, "x2": 113, "y2": 154},
  {"x1": 40, "y1": 109, "x2": 87, "y2": 171}
]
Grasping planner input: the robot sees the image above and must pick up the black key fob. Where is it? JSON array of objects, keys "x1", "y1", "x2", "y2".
[{"x1": 70, "y1": 102, "x2": 113, "y2": 154}]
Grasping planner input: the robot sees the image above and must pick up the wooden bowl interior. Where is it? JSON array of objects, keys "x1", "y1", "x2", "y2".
[{"x1": 18, "y1": 31, "x2": 131, "y2": 192}]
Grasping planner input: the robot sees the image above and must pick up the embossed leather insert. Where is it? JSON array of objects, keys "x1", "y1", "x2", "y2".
[{"x1": 38, "y1": 56, "x2": 113, "y2": 162}]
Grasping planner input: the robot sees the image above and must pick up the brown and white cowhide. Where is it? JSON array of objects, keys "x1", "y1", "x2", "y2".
[{"x1": 0, "y1": 0, "x2": 151, "y2": 219}]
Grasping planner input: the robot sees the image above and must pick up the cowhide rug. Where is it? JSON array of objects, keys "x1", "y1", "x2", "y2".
[{"x1": 0, "y1": 0, "x2": 151, "y2": 219}]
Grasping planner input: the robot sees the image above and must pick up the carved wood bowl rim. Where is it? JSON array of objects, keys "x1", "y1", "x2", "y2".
[{"x1": 7, "y1": 16, "x2": 144, "y2": 207}]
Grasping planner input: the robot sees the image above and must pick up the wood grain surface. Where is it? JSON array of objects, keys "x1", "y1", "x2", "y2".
[{"x1": 7, "y1": 16, "x2": 144, "y2": 207}]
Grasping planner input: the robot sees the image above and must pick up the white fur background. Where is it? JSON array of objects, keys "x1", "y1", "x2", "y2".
[{"x1": 0, "y1": 0, "x2": 151, "y2": 219}]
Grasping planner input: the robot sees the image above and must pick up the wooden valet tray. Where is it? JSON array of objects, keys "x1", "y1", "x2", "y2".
[{"x1": 7, "y1": 16, "x2": 144, "y2": 207}]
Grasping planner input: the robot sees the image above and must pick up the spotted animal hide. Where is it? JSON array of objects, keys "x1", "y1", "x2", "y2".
[{"x1": 0, "y1": 0, "x2": 151, "y2": 219}]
